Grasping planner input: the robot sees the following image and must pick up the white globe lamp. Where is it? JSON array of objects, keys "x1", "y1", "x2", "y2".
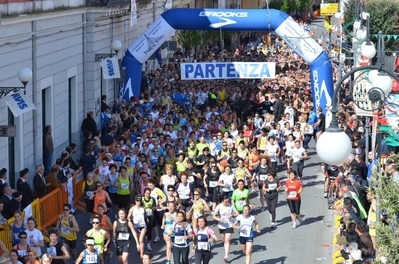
[
  {"x1": 17, "y1": 67, "x2": 33, "y2": 86},
  {"x1": 361, "y1": 41, "x2": 376, "y2": 59},
  {"x1": 316, "y1": 130, "x2": 352, "y2": 165},
  {"x1": 372, "y1": 72, "x2": 393, "y2": 96},
  {"x1": 368, "y1": 70, "x2": 379, "y2": 83}
]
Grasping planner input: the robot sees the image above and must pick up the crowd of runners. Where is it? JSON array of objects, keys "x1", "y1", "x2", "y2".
[{"x1": 0, "y1": 25, "x2": 388, "y2": 264}]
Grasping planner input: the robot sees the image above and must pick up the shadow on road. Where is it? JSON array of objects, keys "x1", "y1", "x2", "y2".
[
  {"x1": 303, "y1": 180, "x2": 324, "y2": 187},
  {"x1": 257, "y1": 256, "x2": 287, "y2": 263},
  {"x1": 300, "y1": 215, "x2": 325, "y2": 227}
]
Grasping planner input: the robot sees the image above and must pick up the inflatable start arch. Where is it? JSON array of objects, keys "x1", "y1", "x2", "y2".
[{"x1": 121, "y1": 8, "x2": 333, "y2": 113}]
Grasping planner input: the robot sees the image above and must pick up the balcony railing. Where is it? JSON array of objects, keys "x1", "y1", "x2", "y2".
[{"x1": 86, "y1": 0, "x2": 132, "y2": 6}]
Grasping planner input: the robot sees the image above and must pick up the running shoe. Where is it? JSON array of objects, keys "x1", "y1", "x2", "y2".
[
  {"x1": 223, "y1": 256, "x2": 228, "y2": 262},
  {"x1": 261, "y1": 207, "x2": 266, "y2": 212},
  {"x1": 251, "y1": 189, "x2": 256, "y2": 194},
  {"x1": 297, "y1": 215, "x2": 303, "y2": 223},
  {"x1": 323, "y1": 192, "x2": 328, "y2": 198},
  {"x1": 271, "y1": 222, "x2": 276, "y2": 228},
  {"x1": 166, "y1": 261, "x2": 171, "y2": 264},
  {"x1": 146, "y1": 244, "x2": 152, "y2": 251},
  {"x1": 153, "y1": 236, "x2": 160, "y2": 243},
  {"x1": 292, "y1": 223, "x2": 297, "y2": 229}
]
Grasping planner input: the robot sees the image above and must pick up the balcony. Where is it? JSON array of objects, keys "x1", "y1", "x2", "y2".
[{"x1": 86, "y1": 0, "x2": 147, "y2": 6}]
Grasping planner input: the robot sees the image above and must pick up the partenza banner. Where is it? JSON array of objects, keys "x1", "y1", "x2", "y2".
[
  {"x1": 121, "y1": 8, "x2": 334, "y2": 114},
  {"x1": 181, "y1": 62, "x2": 276, "y2": 80}
]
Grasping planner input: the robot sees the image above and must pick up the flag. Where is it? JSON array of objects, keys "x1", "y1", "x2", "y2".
[
  {"x1": 156, "y1": 48, "x2": 162, "y2": 66},
  {"x1": 3, "y1": 92, "x2": 36, "y2": 117},
  {"x1": 101, "y1": 57, "x2": 120, "y2": 79},
  {"x1": 131, "y1": 0, "x2": 137, "y2": 27}
]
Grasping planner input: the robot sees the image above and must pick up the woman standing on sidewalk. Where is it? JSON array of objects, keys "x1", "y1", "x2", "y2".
[
  {"x1": 263, "y1": 170, "x2": 282, "y2": 228},
  {"x1": 285, "y1": 170, "x2": 303, "y2": 229}
]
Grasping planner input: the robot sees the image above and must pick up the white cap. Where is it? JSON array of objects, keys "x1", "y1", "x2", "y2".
[
  {"x1": 86, "y1": 239, "x2": 95, "y2": 245},
  {"x1": 139, "y1": 100, "x2": 144, "y2": 104}
]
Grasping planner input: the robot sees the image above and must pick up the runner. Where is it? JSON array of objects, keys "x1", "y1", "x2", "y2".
[
  {"x1": 264, "y1": 136, "x2": 280, "y2": 171},
  {"x1": 160, "y1": 185, "x2": 181, "y2": 211},
  {"x1": 127, "y1": 195, "x2": 147, "y2": 258},
  {"x1": 45, "y1": 229, "x2": 70, "y2": 263},
  {"x1": 234, "y1": 159, "x2": 251, "y2": 190},
  {"x1": 175, "y1": 172, "x2": 194, "y2": 220},
  {"x1": 192, "y1": 216, "x2": 220, "y2": 264},
  {"x1": 212, "y1": 195, "x2": 239, "y2": 262},
  {"x1": 263, "y1": 170, "x2": 282, "y2": 228},
  {"x1": 233, "y1": 205, "x2": 261, "y2": 264},
  {"x1": 290, "y1": 140, "x2": 308, "y2": 180},
  {"x1": 76, "y1": 237, "x2": 104, "y2": 264},
  {"x1": 232, "y1": 179, "x2": 251, "y2": 214},
  {"x1": 147, "y1": 179, "x2": 165, "y2": 244},
  {"x1": 218, "y1": 165, "x2": 235, "y2": 198},
  {"x1": 188, "y1": 188, "x2": 210, "y2": 230},
  {"x1": 142, "y1": 251, "x2": 153, "y2": 264},
  {"x1": 254, "y1": 155, "x2": 272, "y2": 211},
  {"x1": 112, "y1": 209, "x2": 139, "y2": 264},
  {"x1": 85, "y1": 215, "x2": 111, "y2": 259},
  {"x1": 171, "y1": 211, "x2": 193, "y2": 264},
  {"x1": 161, "y1": 201, "x2": 177, "y2": 264},
  {"x1": 203, "y1": 161, "x2": 221, "y2": 211},
  {"x1": 141, "y1": 188, "x2": 157, "y2": 251},
  {"x1": 285, "y1": 170, "x2": 303, "y2": 229}
]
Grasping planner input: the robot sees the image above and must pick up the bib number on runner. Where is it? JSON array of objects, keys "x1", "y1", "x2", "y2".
[
  {"x1": 237, "y1": 200, "x2": 246, "y2": 207},
  {"x1": 61, "y1": 227, "x2": 70, "y2": 234},
  {"x1": 85, "y1": 254, "x2": 98, "y2": 263},
  {"x1": 260, "y1": 174, "x2": 267, "y2": 181},
  {"x1": 118, "y1": 232, "x2": 130, "y2": 240},
  {"x1": 174, "y1": 236, "x2": 184, "y2": 244},
  {"x1": 188, "y1": 176, "x2": 195, "y2": 183},
  {"x1": 47, "y1": 246, "x2": 56, "y2": 256},
  {"x1": 288, "y1": 191, "x2": 297, "y2": 198},
  {"x1": 209, "y1": 181, "x2": 217, "y2": 188},
  {"x1": 197, "y1": 241, "x2": 208, "y2": 250},
  {"x1": 193, "y1": 212, "x2": 202, "y2": 218},
  {"x1": 146, "y1": 209, "x2": 153, "y2": 216},
  {"x1": 86, "y1": 191, "x2": 93, "y2": 197},
  {"x1": 240, "y1": 226, "x2": 251, "y2": 237},
  {"x1": 121, "y1": 183, "x2": 129, "y2": 189}
]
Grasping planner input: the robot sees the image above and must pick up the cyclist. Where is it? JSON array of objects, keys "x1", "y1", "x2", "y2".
[{"x1": 322, "y1": 163, "x2": 340, "y2": 198}]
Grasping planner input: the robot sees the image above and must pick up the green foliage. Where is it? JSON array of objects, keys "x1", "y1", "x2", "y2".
[
  {"x1": 343, "y1": 0, "x2": 399, "y2": 52},
  {"x1": 370, "y1": 154, "x2": 399, "y2": 263},
  {"x1": 176, "y1": 30, "x2": 233, "y2": 53},
  {"x1": 267, "y1": 0, "x2": 312, "y2": 13}
]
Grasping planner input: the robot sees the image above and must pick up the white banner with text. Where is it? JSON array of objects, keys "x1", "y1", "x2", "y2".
[{"x1": 181, "y1": 62, "x2": 276, "y2": 80}]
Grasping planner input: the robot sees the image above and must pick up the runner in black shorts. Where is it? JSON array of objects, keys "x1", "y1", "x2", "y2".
[{"x1": 113, "y1": 209, "x2": 139, "y2": 264}]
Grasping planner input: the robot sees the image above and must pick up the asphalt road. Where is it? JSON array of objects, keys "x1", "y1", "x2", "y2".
[
  {"x1": 60, "y1": 18, "x2": 336, "y2": 264},
  {"x1": 57, "y1": 140, "x2": 335, "y2": 264}
]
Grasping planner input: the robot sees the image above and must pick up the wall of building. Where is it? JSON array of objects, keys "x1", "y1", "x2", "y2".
[{"x1": 0, "y1": 1, "x2": 165, "y2": 186}]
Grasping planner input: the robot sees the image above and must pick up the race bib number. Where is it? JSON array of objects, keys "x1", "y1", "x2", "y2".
[
  {"x1": 94, "y1": 245, "x2": 102, "y2": 252},
  {"x1": 86, "y1": 191, "x2": 93, "y2": 197},
  {"x1": 174, "y1": 236, "x2": 184, "y2": 244},
  {"x1": 193, "y1": 212, "x2": 202, "y2": 218},
  {"x1": 47, "y1": 246, "x2": 56, "y2": 256},
  {"x1": 240, "y1": 226, "x2": 251, "y2": 237},
  {"x1": 121, "y1": 183, "x2": 129, "y2": 189},
  {"x1": 197, "y1": 241, "x2": 208, "y2": 250},
  {"x1": 118, "y1": 232, "x2": 130, "y2": 240},
  {"x1": 288, "y1": 191, "x2": 297, "y2": 198},
  {"x1": 145, "y1": 209, "x2": 153, "y2": 216},
  {"x1": 268, "y1": 183, "x2": 277, "y2": 190},
  {"x1": 85, "y1": 254, "x2": 98, "y2": 263},
  {"x1": 260, "y1": 174, "x2": 267, "y2": 181},
  {"x1": 209, "y1": 181, "x2": 217, "y2": 188},
  {"x1": 237, "y1": 200, "x2": 246, "y2": 207},
  {"x1": 188, "y1": 176, "x2": 195, "y2": 183},
  {"x1": 133, "y1": 218, "x2": 144, "y2": 225},
  {"x1": 17, "y1": 250, "x2": 27, "y2": 257},
  {"x1": 61, "y1": 227, "x2": 70, "y2": 234}
]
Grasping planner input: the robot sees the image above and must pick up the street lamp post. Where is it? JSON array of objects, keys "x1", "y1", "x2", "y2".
[
  {"x1": 94, "y1": 40, "x2": 122, "y2": 62},
  {"x1": 316, "y1": 31, "x2": 399, "y2": 165},
  {"x1": 0, "y1": 67, "x2": 33, "y2": 97}
]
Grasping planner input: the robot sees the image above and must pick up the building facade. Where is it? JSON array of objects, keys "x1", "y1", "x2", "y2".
[{"x1": 0, "y1": 0, "x2": 167, "y2": 186}]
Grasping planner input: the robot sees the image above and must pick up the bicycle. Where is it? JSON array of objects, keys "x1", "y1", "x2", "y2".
[{"x1": 326, "y1": 176, "x2": 337, "y2": 209}]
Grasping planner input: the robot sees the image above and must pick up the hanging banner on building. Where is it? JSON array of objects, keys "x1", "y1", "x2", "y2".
[
  {"x1": 101, "y1": 57, "x2": 121, "y2": 79},
  {"x1": 131, "y1": 0, "x2": 137, "y2": 27},
  {"x1": 181, "y1": 62, "x2": 276, "y2": 80},
  {"x1": 3, "y1": 92, "x2": 36, "y2": 117}
]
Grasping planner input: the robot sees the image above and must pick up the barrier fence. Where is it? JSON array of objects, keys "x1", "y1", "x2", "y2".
[{"x1": 2, "y1": 135, "x2": 124, "y2": 251}]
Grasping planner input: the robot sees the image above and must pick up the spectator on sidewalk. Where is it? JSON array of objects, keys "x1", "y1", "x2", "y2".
[{"x1": 43, "y1": 125, "x2": 54, "y2": 176}]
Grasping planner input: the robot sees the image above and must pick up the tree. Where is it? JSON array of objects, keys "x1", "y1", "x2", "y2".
[
  {"x1": 176, "y1": 30, "x2": 203, "y2": 54},
  {"x1": 343, "y1": 0, "x2": 399, "y2": 52}
]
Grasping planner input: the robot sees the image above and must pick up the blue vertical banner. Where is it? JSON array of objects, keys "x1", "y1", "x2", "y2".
[{"x1": 121, "y1": 8, "x2": 334, "y2": 113}]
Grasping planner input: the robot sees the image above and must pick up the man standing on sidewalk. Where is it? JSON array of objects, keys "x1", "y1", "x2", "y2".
[{"x1": 43, "y1": 125, "x2": 54, "y2": 176}]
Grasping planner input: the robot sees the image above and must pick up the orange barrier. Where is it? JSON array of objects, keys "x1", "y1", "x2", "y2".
[
  {"x1": 39, "y1": 190, "x2": 67, "y2": 234},
  {"x1": 73, "y1": 170, "x2": 86, "y2": 213},
  {"x1": 0, "y1": 222, "x2": 11, "y2": 250}
]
